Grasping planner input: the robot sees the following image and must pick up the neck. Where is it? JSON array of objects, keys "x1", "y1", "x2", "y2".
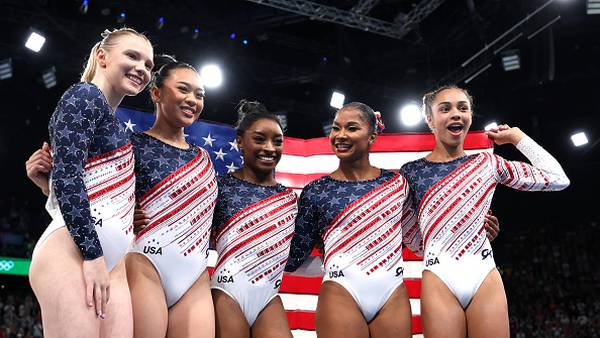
[
  {"x1": 334, "y1": 156, "x2": 377, "y2": 181},
  {"x1": 428, "y1": 141, "x2": 466, "y2": 162},
  {"x1": 236, "y1": 166, "x2": 277, "y2": 186},
  {"x1": 146, "y1": 114, "x2": 187, "y2": 146},
  {"x1": 91, "y1": 75, "x2": 123, "y2": 111}
]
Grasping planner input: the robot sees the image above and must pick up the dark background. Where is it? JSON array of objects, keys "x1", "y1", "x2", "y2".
[{"x1": 0, "y1": 1, "x2": 599, "y2": 336}]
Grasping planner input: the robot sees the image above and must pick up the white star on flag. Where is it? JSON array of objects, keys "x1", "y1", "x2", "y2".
[
  {"x1": 225, "y1": 162, "x2": 239, "y2": 173},
  {"x1": 228, "y1": 139, "x2": 239, "y2": 151},
  {"x1": 214, "y1": 148, "x2": 226, "y2": 161},
  {"x1": 202, "y1": 133, "x2": 216, "y2": 147},
  {"x1": 124, "y1": 119, "x2": 136, "y2": 132}
]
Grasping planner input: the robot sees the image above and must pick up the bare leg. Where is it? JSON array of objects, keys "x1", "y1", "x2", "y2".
[
  {"x1": 29, "y1": 227, "x2": 102, "y2": 338},
  {"x1": 368, "y1": 284, "x2": 412, "y2": 338},
  {"x1": 420, "y1": 270, "x2": 467, "y2": 338},
  {"x1": 251, "y1": 296, "x2": 292, "y2": 338},
  {"x1": 465, "y1": 268, "x2": 510, "y2": 338},
  {"x1": 168, "y1": 270, "x2": 214, "y2": 338},
  {"x1": 100, "y1": 259, "x2": 133, "y2": 338},
  {"x1": 125, "y1": 253, "x2": 168, "y2": 338},
  {"x1": 315, "y1": 282, "x2": 369, "y2": 338},
  {"x1": 212, "y1": 288, "x2": 250, "y2": 338}
]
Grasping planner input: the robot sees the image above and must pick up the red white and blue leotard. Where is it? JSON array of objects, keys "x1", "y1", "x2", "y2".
[
  {"x1": 129, "y1": 133, "x2": 217, "y2": 307},
  {"x1": 400, "y1": 136, "x2": 569, "y2": 308},
  {"x1": 211, "y1": 174, "x2": 298, "y2": 325},
  {"x1": 36, "y1": 82, "x2": 135, "y2": 271},
  {"x1": 285, "y1": 170, "x2": 422, "y2": 322}
]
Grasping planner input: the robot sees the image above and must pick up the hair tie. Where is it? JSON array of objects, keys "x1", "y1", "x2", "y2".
[{"x1": 373, "y1": 111, "x2": 385, "y2": 133}]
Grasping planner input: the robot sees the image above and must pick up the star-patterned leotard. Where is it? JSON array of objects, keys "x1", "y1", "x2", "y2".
[
  {"x1": 211, "y1": 174, "x2": 297, "y2": 325},
  {"x1": 35, "y1": 82, "x2": 135, "y2": 270},
  {"x1": 129, "y1": 132, "x2": 217, "y2": 307}
]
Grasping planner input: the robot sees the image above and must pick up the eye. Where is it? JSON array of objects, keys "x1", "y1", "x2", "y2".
[
  {"x1": 348, "y1": 126, "x2": 358, "y2": 131},
  {"x1": 178, "y1": 86, "x2": 190, "y2": 93},
  {"x1": 253, "y1": 136, "x2": 265, "y2": 143},
  {"x1": 195, "y1": 92, "x2": 205, "y2": 100},
  {"x1": 331, "y1": 125, "x2": 340, "y2": 131},
  {"x1": 273, "y1": 138, "x2": 283, "y2": 146}
]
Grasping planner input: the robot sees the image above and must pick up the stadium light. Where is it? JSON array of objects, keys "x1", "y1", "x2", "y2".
[
  {"x1": 399, "y1": 103, "x2": 422, "y2": 127},
  {"x1": 502, "y1": 50, "x2": 520, "y2": 71},
  {"x1": 484, "y1": 122, "x2": 498, "y2": 131},
  {"x1": 571, "y1": 132, "x2": 589, "y2": 147},
  {"x1": 330, "y1": 91, "x2": 345, "y2": 109},
  {"x1": 25, "y1": 32, "x2": 46, "y2": 52},
  {"x1": 0, "y1": 58, "x2": 12, "y2": 80},
  {"x1": 117, "y1": 11, "x2": 126, "y2": 23},
  {"x1": 588, "y1": 0, "x2": 600, "y2": 14},
  {"x1": 42, "y1": 67, "x2": 57, "y2": 89},
  {"x1": 156, "y1": 17, "x2": 165, "y2": 30},
  {"x1": 200, "y1": 64, "x2": 223, "y2": 88},
  {"x1": 79, "y1": 0, "x2": 89, "y2": 14}
]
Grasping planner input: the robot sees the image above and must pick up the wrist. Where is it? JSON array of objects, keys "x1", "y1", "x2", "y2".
[{"x1": 512, "y1": 128, "x2": 525, "y2": 145}]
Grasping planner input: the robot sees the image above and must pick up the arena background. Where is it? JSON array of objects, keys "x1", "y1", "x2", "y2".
[{"x1": 0, "y1": 0, "x2": 598, "y2": 337}]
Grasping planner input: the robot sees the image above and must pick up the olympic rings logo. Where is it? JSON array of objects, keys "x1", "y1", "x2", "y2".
[{"x1": 0, "y1": 260, "x2": 15, "y2": 271}]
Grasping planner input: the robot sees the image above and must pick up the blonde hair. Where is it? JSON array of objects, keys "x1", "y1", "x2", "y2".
[{"x1": 81, "y1": 27, "x2": 151, "y2": 82}]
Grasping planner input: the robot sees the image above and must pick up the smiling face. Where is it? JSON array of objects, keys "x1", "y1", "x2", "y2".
[
  {"x1": 426, "y1": 88, "x2": 473, "y2": 149},
  {"x1": 330, "y1": 107, "x2": 376, "y2": 162},
  {"x1": 99, "y1": 34, "x2": 153, "y2": 97},
  {"x1": 151, "y1": 67, "x2": 205, "y2": 128},
  {"x1": 238, "y1": 118, "x2": 284, "y2": 175}
]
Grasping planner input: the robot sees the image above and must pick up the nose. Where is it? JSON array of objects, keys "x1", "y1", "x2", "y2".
[{"x1": 263, "y1": 140, "x2": 276, "y2": 152}]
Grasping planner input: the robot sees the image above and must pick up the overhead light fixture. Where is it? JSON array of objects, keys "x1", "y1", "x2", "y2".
[
  {"x1": 399, "y1": 103, "x2": 422, "y2": 127},
  {"x1": 0, "y1": 58, "x2": 12, "y2": 80},
  {"x1": 588, "y1": 0, "x2": 600, "y2": 14},
  {"x1": 42, "y1": 67, "x2": 57, "y2": 89},
  {"x1": 156, "y1": 17, "x2": 165, "y2": 30},
  {"x1": 25, "y1": 32, "x2": 46, "y2": 53},
  {"x1": 330, "y1": 91, "x2": 345, "y2": 109},
  {"x1": 200, "y1": 64, "x2": 223, "y2": 88},
  {"x1": 192, "y1": 27, "x2": 200, "y2": 39},
  {"x1": 502, "y1": 50, "x2": 520, "y2": 71},
  {"x1": 79, "y1": 0, "x2": 89, "y2": 14},
  {"x1": 117, "y1": 11, "x2": 126, "y2": 23},
  {"x1": 571, "y1": 132, "x2": 589, "y2": 147}
]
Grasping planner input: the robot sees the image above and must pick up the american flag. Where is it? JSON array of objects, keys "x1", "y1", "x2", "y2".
[{"x1": 116, "y1": 107, "x2": 494, "y2": 338}]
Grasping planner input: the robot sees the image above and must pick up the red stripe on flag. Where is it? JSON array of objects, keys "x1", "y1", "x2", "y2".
[{"x1": 283, "y1": 132, "x2": 492, "y2": 156}]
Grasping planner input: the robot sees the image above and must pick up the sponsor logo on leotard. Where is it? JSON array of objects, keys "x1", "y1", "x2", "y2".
[
  {"x1": 274, "y1": 279, "x2": 282, "y2": 289},
  {"x1": 328, "y1": 264, "x2": 345, "y2": 278},
  {"x1": 91, "y1": 216, "x2": 103, "y2": 227},
  {"x1": 425, "y1": 257, "x2": 440, "y2": 267},
  {"x1": 395, "y1": 267, "x2": 404, "y2": 277},
  {"x1": 482, "y1": 249, "x2": 493, "y2": 260},
  {"x1": 217, "y1": 275, "x2": 234, "y2": 283},
  {"x1": 143, "y1": 246, "x2": 163, "y2": 255}
]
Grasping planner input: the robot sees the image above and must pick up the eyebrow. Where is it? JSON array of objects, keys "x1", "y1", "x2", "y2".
[
  {"x1": 176, "y1": 81, "x2": 205, "y2": 93},
  {"x1": 437, "y1": 100, "x2": 469, "y2": 106}
]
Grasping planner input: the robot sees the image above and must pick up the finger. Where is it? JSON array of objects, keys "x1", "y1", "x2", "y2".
[
  {"x1": 94, "y1": 284, "x2": 102, "y2": 316},
  {"x1": 86, "y1": 281, "x2": 94, "y2": 308},
  {"x1": 106, "y1": 284, "x2": 111, "y2": 304},
  {"x1": 101, "y1": 285, "x2": 108, "y2": 319}
]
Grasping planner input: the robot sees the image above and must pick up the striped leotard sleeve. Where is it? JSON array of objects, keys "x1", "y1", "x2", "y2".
[
  {"x1": 493, "y1": 135, "x2": 570, "y2": 191},
  {"x1": 49, "y1": 83, "x2": 108, "y2": 260}
]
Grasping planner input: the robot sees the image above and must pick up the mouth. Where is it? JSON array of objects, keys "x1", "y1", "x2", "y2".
[
  {"x1": 446, "y1": 123, "x2": 465, "y2": 136},
  {"x1": 126, "y1": 74, "x2": 143, "y2": 86},
  {"x1": 180, "y1": 106, "x2": 196, "y2": 118},
  {"x1": 334, "y1": 143, "x2": 352, "y2": 152},
  {"x1": 257, "y1": 154, "x2": 277, "y2": 164}
]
